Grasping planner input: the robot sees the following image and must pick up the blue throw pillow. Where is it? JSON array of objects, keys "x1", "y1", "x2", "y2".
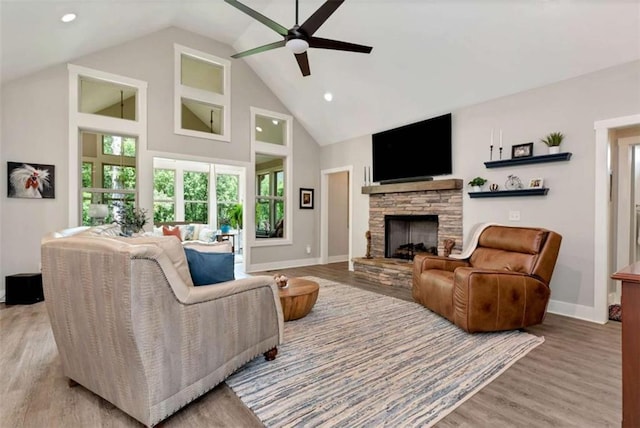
[{"x1": 183, "y1": 247, "x2": 235, "y2": 286}]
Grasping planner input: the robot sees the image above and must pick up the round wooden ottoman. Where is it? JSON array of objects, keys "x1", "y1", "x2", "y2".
[{"x1": 278, "y1": 278, "x2": 319, "y2": 321}]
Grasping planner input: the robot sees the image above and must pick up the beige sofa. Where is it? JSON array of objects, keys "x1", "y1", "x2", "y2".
[{"x1": 40, "y1": 229, "x2": 283, "y2": 427}]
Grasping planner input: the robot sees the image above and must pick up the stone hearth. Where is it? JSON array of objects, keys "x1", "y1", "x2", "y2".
[{"x1": 353, "y1": 179, "x2": 463, "y2": 289}]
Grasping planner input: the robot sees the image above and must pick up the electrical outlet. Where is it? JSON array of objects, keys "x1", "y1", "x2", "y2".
[
  {"x1": 508, "y1": 210, "x2": 521, "y2": 221},
  {"x1": 306, "y1": 244, "x2": 311, "y2": 254}
]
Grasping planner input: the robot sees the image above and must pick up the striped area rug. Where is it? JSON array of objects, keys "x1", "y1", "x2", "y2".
[{"x1": 226, "y1": 277, "x2": 544, "y2": 427}]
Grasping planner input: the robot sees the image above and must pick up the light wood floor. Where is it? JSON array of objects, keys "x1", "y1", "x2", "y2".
[{"x1": 0, "y1": 262, "x2": 621, "y2": 427}]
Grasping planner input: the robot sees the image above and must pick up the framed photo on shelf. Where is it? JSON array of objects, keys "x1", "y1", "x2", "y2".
[
  {"x1": 511, "y1": 142, "x2": 534, "y2": 159},
  {"x1": 299, "y1": 188, "x2": 314, "y2": 209},
  {"x1": 529, "y1": 178, "x2": 544, "y2": 189}
]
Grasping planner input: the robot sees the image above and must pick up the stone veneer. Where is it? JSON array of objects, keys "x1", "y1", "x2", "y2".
[{"x1": 353, "y1": 180, "x2": 463, "y2": 289}]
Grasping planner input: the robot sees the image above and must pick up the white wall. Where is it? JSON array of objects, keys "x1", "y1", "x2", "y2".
[
  {"x1": 0, "y1": 27, "x2": 321, "y2": 298},
  {"x1": 321, "y1": 60, "x2": 640, "y2": 321}
]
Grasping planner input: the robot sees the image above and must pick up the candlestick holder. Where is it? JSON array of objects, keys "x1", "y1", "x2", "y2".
[
  {"x1": 499, "y1": 147, "x2": 503, "y2": 160},
  {"x1": 490, "y1": 145, "x2": 493, "y2": 160}
]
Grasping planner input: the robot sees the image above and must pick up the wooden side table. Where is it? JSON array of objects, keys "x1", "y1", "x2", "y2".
[
  {"x1": 278, "y1": 278, "x2": 319, "y2": 321},
  {"x1": 612, "y1": 262, "x2": 640, "y2": 428}
]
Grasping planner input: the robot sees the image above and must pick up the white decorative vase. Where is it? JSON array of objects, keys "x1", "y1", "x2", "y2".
[
  {"x1": 548, "y1": 146, "x2": 561, "y2": 155},
  {"x1": 472, "y1": 186, "x2": 482, "y2": 192}
]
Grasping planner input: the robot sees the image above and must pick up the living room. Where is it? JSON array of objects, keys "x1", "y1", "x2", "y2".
[{"x1": 1, "y1": 1, "x2": 639, "y2": 426}]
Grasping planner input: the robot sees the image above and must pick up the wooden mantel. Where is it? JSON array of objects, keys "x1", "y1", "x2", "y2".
[{"x1": 361, "y1": 178, "x2": 463, "y2": 194}]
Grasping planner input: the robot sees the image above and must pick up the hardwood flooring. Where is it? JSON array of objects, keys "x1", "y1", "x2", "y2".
[{"x1": 0, "y1": 262, "x2": 621, "y2": 427}]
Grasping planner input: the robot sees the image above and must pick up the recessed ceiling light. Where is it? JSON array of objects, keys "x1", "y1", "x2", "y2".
[
  {"x1": 272, "y1": 119, "x2": 279, "y2": 125},
  {"x1": 256, "y1": 126, "x2": 263, "y2": 132},
  {"x1": 324, "y1": 92, "x2": 333, "y2": 102},
  {"x1": 61, "y1": 13, "x2": 76, "y2": 23}
]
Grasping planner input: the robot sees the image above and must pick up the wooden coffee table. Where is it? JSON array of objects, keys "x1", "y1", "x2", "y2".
[{"x1": 279, "y1": 278, "x2": 319, "y2": 321}]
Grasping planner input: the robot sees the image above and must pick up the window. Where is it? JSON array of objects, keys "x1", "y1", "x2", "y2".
[
  {"x1": 216, "y1": 173, "x2": 240, "y2": 228},
  {"x1": 251, "y1": 107, "x2": 292, "y2": 242},
  {"x1": 78, "y1": 77, "x2": 137, "y2": 121},
  {"x1": 175, "y1": 44, "x2": 230, "y2": 142},
  {"x1": 80, "y1": 131, "x2": 137, "y2": 225},
  {"x1": 183, "y1": 171, "x2": 209, "y2": 223},
  {"x1": 153, "y1": 169, "x2": 176, "y2": 223}
]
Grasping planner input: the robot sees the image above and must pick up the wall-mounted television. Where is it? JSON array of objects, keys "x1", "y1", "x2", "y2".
[{"x1": 372, "y1": 113, "x2": 452, "y2": 184}]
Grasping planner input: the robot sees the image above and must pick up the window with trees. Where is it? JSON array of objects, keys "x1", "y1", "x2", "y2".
[
  {"x1": 81, "y1": 132, "x2": 137, "y2": 225},
  {"x1": 251, "y1": 107, "x2": 292, "y2": 242},
  {"x1": 184, "y1": 171, "x2": 209, "y2": 223},
  {"x1": 153, "y1": 169, "x2": 175, "y2": 223}
]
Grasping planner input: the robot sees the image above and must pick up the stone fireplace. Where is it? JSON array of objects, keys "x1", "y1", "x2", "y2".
[{"x1": 353, "y1": 179, "x2": 463, "y2": 289}]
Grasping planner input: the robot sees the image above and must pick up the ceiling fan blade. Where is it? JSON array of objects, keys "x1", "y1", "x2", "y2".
[
  {"x1": 231, "y1": 40, "x2": 286, "y2": 59},
  {"x1": 299, "y1": 0, "x2": 344, "y2": 36},
  {"x1": 308, "y1": 37, "x2": 373, "y2": 54},
  {"x1": 294, "y1": 52, "x2": 311, "y2": 76},
  {"x1": 224, "y1": 0, "x2": 288, "y2": 36}
]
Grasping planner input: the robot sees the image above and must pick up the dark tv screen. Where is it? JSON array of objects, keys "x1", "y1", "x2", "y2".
[{"x1": 372, "y1": 113, "x2": 452, "y2": 183}]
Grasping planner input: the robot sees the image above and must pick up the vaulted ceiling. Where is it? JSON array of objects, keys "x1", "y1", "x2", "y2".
[{"x1": 2, "y1": 0, "x2": 639, "y2": 145}]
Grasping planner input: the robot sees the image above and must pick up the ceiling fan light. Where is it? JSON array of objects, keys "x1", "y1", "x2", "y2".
[{"x1": 286, "y1": 38, "x2": 309, "y2": 54}]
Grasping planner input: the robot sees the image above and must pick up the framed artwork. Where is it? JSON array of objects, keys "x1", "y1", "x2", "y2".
[
  {"x1": 511, "y1": 142, "x2": 534, "y2": 159},
  {"x1": 300, "y1": 188, "x2": 314, "y2": 209},
  {"x1": 529, "y1": 178, "x2": 544, "y2": 189},
  {"x1": 7, "y1": 162, "x2": 55, "y2": 199}
]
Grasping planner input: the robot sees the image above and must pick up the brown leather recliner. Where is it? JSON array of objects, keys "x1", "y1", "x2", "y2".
[{"x1": 412, "y1": 225, "x2": 562, "y2": 333}]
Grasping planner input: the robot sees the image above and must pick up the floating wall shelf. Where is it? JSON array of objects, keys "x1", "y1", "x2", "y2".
[
  {"x1": 468, "y1": 188, "x2": 549, "y2": 198},
  {"x1": 484, "y1": 152, "x2": 572, "y2": 168}
]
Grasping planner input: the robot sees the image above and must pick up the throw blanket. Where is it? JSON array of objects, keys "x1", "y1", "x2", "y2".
[{"x1": 449, "y1": 222, "x2": 500, "y2": 259}]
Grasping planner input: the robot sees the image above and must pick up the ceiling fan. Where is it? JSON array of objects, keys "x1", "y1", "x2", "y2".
[{"x1": 224, "y1": 0, "x2": 373, "y2": 76}]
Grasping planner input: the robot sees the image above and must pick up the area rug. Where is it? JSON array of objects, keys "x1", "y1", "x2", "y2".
[{"x1": 226, "y1": 277, "x2": 544, "y2": 427}]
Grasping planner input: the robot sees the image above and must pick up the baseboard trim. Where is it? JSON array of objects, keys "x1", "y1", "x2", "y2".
[
  {"x1": 547, "y1": 299, "x2": 603, "y2": 324},
  {"x1": 246, "y1": 257, "x2": 322, "y2": 273},
  {"x1": 327, "y1": 255, "x2": 349, "y2": 263}
]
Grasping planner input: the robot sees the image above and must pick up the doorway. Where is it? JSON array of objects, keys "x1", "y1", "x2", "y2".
[
  {"x1": 594, "y1": 114, "x2": 640, "y2": 323},
  {"x1": 320, "y1": 166, "x2": 353, "y2": 269}
]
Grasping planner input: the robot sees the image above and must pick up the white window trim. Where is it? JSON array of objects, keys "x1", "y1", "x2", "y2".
[
  {"x1": 68, "y1": 64, "x2": 149, "y2": 227},
  {"x1": 174, "y1": 44, "x2": 231, "y2": 142},
  {"x1": 249, "y1": 107, "x2": 293, "y2": 248}
]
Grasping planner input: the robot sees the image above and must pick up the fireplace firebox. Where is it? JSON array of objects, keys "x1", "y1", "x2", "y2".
[{"x1": 384, "y1": 215, "x2": 438, "y2": 260}]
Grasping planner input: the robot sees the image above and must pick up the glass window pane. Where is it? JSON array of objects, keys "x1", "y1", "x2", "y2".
[
  {"x1": 255, "y1": 115, "x2": 286, "y2": 145},
  {"x1": 181, "y1": 99, "x2": 223, "y2": 135},
  {"x1": 185, "y1": 202, "x2": 208, "y2": 223},
  {"x1": 81, "y1": 191, "x2": 135, "y2": 226},
  {"x1": 82, "y1": 162, "x2": 93, "y2": 188},
  {"x1": 216, "y1": 174, "x2": 238, "y2": 202},
  {"x1": 255, "y1": 199, "x2": 271, "y2": 237},
  {"x1": 154, "y1": 169, "x2": 175, "y2": 199},
  {"x1": 257, "y1": 173, "x2": 270, "y2": 196},
  {"x1": 181, "y1": 54, "x2": 224, "y2": 94},
  {"x1": 184, "y1": 171, "x2": 208, "y2": 200},
  {"x1": 154, "y1": 202, "x2": 175, "y2": 223},
  {"x1": 79, "y1": 77, "x2": 137, "y2": 121},
  {"x1": 103, "y1": 165, "x2": 136, "y2": 190},
  {"x1": 103, "y1": 135, "x2": 136, "y2": 157},
  {"x1": 275, "y1": 170, "x2": 284, "y2": 197}
]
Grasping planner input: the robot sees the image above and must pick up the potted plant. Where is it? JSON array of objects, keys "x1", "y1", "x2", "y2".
[
  {"x1": 229, "y1": 203, "x2": 243, "y2": 229},
  {"x1": 219, "y1": 215, "x2": 232, "y2": 233},
  {"x1": 541, "y1": 132, "x2": 564, "y2": 154},
  {"x1": 116, "y1": 205, "x2": 148, "y2": 236},
  {"x1": 468, "y1": 177, "x2": 488, "y2": 192}
]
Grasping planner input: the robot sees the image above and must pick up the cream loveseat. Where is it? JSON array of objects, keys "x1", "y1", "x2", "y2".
[{"x1": 40, "y1": 229, "x2": 283, "y2": 427}]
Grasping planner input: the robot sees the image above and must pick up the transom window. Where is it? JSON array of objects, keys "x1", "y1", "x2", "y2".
[{"x1": 174, "y1": 44, "x2": 230, "y2": 142}]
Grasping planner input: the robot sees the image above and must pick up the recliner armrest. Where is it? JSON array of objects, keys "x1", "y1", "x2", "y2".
[
  {"x1": 452, "y1": 267, "x2": 550, "y2": 332},
  {"x1": 413, "y1": 253, "x2": 470, "y2": 275}
]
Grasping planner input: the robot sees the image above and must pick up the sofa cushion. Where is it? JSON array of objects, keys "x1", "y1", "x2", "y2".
[
  {"x1": 184, "y1": 247, "x2": 235, "y2": 286},
  {"x1": 198, "y1": 227, "x2": 218, "y2": 243},
  {"x1": 182, "y1": 240, "x2": 232, "y2": 253},
  {"x1": 162, "y1": 225, "x2": 182, "y2": 241}
]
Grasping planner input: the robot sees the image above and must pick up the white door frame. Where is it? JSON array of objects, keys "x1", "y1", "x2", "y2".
[
  {"x1": 320, "y1": 166, "x2": 353, "y2": 269},
  {"x1": 594, "y1": 113, "x2": 640, "y2": 323}
]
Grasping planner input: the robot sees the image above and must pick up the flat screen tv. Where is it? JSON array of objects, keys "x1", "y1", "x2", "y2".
[{"x1": 372, "y1": 113, "x2": 452, "y2": 184}]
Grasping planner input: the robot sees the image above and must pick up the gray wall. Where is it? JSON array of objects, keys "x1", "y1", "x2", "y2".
[
  {"x1": 321, "y1": 60, "x2": 640, "y2": 319},
  {"x1": 328, "y1": 171, "x2": 349, "y2": 260},
  {"x1": 0, "y1": 27, "x2": 321, "y2": 296}
]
